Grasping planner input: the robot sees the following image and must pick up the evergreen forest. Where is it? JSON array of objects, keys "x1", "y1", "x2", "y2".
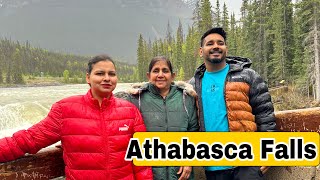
[
  {"x1": 0, "y1": 39, "x2": 135, "y2": 85},
  {"x1": 136, "y1": 0, "x2": 320, "y2": 103},
  {"x1": 0, "y1": 0, "x2": 319, "y2": 105}
]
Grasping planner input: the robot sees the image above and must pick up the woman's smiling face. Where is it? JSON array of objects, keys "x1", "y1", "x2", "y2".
[{"x1": 86, "y1": 60, "x2": 117, "y2": 100}]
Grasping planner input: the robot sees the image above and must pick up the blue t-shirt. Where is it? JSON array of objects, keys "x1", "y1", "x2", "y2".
[{"x1": 202, "y1": 64, "x2": 232, "y2": 171}]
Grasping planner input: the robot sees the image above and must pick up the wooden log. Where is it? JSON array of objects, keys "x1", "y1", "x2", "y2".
[
  {"x1": 275, "y1": 107, "x2": 320, "y2": 132},
  {"x1": 0, "y1": 147, "x2": 64, "y2": 180}
]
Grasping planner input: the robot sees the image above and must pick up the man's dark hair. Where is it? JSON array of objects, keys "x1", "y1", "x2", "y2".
[
  {"x1": 87, "y1": 54, "x2": 115, "y2": 74},
  {"x1": 200, "y1": 27, "x2": 227, "y2": 46}
]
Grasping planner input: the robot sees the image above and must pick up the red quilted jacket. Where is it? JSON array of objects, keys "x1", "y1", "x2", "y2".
[{"x1": 0, "y1": 90, "x2": 153, "y2": 180}]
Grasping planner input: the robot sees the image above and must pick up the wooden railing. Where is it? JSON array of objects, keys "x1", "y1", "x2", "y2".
[
  {"x1": 275, "y1": 107, "x2": 320, "y2": 133},
  {"x1": 0, "y1": 147, "x2": 64, "y2": 180},
  {"x1": 0, "y1": 107, "x2": 319, "y2": 180}
]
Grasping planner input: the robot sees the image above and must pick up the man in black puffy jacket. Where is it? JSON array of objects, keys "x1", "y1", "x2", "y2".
[{"x1": 189, "y1": 27, "x2": 277, "y2": 180}]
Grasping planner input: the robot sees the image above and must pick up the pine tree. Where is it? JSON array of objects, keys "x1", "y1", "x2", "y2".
[
  {"x1": 296, "y1": 0, "x2": 320, "y2": 101},
  {"x1": 166, "y1": 21, "x2": 173, "y2": 44},
  {"x1": 158, "y1": 39, "x2": 165, "y2": 56},
  {"x1": 177, "y1": 67, "x2": 185, "y2": 81},
  {"x1": 237, "y1": 0, "x2": 249, "y2": 57},
  {"x1": 250, "y1": 0, "x2": 273, "y2": 81},
  {"x1": 214, "y1": 0, "x2": 221, "y2": 27},
  {"x1": 6, "y1": 62, "x2": 12, "y2": 84},
  {"x1": 283, "y1": 0, "x2": 295, "y2": 79},
  {"x1": 184, "y1": 26, "x2": 197, "y2": 79},
  {"x1": 239, "y1": 0, "x2": 255, "y2": 61},
  {"x1": 192, "y1": 0, "x2": 201, "y2": 30},
  {"x1": 169, "y1": 37, "x2": 176, "y2": 67},
  {"x1": 199, "y1": 0, "x2": 213, "y2": 34},
  {"x1": 176, "y1": 19, "x2": 184, "y2": 71},
  {"x1": 228, "y1": 13, "x2": 237, "y2": 56},
  {"x1": 292, "y1": 1, "x2": 306, "y2": 76},
  {"x1": 152, "y1": 40, "x2": 159, "y2": 57},
  {"x1": 137, "y1": 34, "x2": 145, "y2": 82},
  {"x1": 311, "y1": 0, "x2": 320, "y2": 101},
  {"x1": 268, "y1": 0, "x2": 294, "y2": 85},
  {"x1": 262, "y1": 0, "x2": 274, "y2": 82},
  {"x1": 143, "y1": 39, "x2": 151, "y2": 81},
  {"x1": 222, "y1": 2, "x2": 229, "y2": 32},
  {"x1": 12, "y1": 48, "x2": 25, "y2": 84}
]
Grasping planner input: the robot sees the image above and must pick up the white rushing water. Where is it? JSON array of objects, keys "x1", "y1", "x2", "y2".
[{"x1": 0, "y1": 83, "x2": 132, "y2": 138}]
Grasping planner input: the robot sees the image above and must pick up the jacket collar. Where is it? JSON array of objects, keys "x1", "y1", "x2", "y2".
[
  {"x1": 127, "y1": 82, "x2": 197, "y2": 98},
  {"x1": 85, "y1": 89, "x2": 115, "y2": 109},
  {"x1": 147, "y1": 83, "x2": 177, "y2": 98},
  {"x1": 194, "y1": 56, "x2": 252, "y2": 78}
]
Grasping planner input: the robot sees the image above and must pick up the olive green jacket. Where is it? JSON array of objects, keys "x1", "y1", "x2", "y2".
[{"x1": 125, "y1": 82, "x2": 199, "y2": 180}]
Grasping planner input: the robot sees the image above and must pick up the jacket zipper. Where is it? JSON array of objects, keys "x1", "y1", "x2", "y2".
[
  {"x1": 100, "y1": 105, "x2": 109, "y2": 178},
  {"x1": 224, "y1": 73, "x2": 230, "y2": 130},
  {"x1": 163, "y1": 97, "x2": 168, "y2": 132},
  {"x1": 198, "y1": 76, "x2": 204, "y2": 132},
  {"x1": 163, "y1": 97, "x2": 169, "y2": 180}
]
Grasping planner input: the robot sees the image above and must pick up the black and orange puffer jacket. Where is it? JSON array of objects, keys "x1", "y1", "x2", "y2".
[{"x1": 190, "y1": 56, "x2": 277, "y2": 132}]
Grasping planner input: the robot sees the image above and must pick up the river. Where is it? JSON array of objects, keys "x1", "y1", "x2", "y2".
[{"x1": 0, "y1": 83, "x2": 132, "y2": 138}]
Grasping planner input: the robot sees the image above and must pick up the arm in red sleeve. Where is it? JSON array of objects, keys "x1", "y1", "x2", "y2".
[{"x1": 0, "y1": 102, "x2": 62, "y2": 162}]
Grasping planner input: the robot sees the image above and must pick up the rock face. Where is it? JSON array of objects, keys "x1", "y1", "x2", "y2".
[{"x1": 0, "y1": 0, "x2": 192, "y2": 63}]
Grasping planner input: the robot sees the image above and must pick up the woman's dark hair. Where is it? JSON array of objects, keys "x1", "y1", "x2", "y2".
[
  {"x1": 148, "y1": 56, "x2": 173, "y2": 73},
  {"x1": 87, "y1": 54, "x2": 115, "y2": 74}
]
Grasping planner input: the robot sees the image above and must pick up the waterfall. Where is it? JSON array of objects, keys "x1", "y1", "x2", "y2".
[
  {"x1": 0, "y1": 83, "x2": 132, "y2": 138},
  {"x1": 0, "y1": 103, "x2": 28, "y2": 131}
]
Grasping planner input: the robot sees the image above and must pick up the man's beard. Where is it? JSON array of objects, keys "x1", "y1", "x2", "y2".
[
  {"x1": 206, "y1": 49, "x2": 226, "y2": 64},
  {"x1": 206, "y1": 57, "x2": 224, "y2": 64}
]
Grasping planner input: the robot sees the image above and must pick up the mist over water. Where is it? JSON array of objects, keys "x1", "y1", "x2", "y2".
[{"x1": 0, "y1": 83, "x2": 132, "y2": 138}]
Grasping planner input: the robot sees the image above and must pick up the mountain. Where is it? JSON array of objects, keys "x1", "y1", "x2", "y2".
[{"x1": 0, "y1": 0, "x2": 193, "y2": 64}]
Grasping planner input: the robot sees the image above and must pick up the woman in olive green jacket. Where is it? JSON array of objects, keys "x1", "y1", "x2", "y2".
[{"x1": 125, "y1": 56, "x2": 199, "y2": 180}]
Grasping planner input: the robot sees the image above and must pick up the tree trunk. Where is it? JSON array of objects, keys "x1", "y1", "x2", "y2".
[{"x1": 313, "y1": 9, "x2": 320, "y2": 102}]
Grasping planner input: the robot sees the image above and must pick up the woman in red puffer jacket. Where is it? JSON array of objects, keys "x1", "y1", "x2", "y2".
[{"x1": 0, "y1": 54, "x2": 153, "y2": 180}]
